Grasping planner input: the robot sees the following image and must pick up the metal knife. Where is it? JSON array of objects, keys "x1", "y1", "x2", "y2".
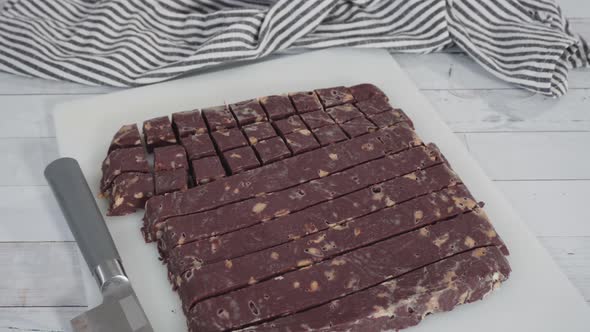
[{"x1": 45, "y1": 158, "x2": 154, "y2": 332}]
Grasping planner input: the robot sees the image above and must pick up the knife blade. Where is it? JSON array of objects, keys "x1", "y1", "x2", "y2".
[{"x1": 45, "y1": 158, "x2": 154, "y2": 332}]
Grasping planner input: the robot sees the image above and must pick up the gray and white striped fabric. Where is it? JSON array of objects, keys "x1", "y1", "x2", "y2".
[{"x1": 0, "y1": 0, "x2": 587, "y2": 96}]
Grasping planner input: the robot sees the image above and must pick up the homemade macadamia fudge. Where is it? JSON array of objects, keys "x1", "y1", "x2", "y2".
[{"x1": 99, "y1": 84, "x2": 511, "y2": 331}]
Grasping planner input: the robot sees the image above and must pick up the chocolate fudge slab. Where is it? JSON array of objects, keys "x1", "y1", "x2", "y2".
[
  {"x1": 186, "y1": 210, "x2": 505, "y2": 330},
  {"x1": 100, "y1": 146, "x2": 150, "y2": 193},
  {"x1": 164, "y1": 185, "x2": 474, "y2": 272},
  {"x1": 155, "y1": 169, "x2": 188, "y2": 195},
  {"x1": 370, "y1": 108, "x2": 414, "y2": 129},
  {"x1": 172, "y1": 110, "x2": 208, "y2": 137},
  {"x1": 284, "y1": 129, "x2": 320, "y2": 154},
  {"x1": 161, "y1": 145, "x2": 444, "y2": 261},
  {"x1": 153, "y1": 145, "x2": 188, "y2": 172},
  {"x1": 107, "y1": 172, "x2": 154, "y2": 216},
  {"x1": 300, "y1": 110, "x2": 335, "y2": 129},
  {"x1": 177, "y1": 208, "x2": 501, "y2": 311},
  {"x1": 350, "y1": 83, "x2": 387, "y2": 102},
  {"x1": 356, "y1": 95, "x2": 394, "y2": 116},
  {"x1": 315, "y1": 86, "x2": 355, "y2": 108},
  {"x1": 289, "y1": 91, "x2": 322, "y2": 113},
  {"x1": 248, "y1": 247, "x2": 510, "y2": 332},
  {"x1": 191, "y1": 156, "x2": 226, "y2": 185},
  {"x1": 223, "y1": 146, "x2": 260, "y2": 175},
  {"x1": 327, "y1": 104, "x2": 364, "y2": 124},
  {"x1": 252, "y1": 137, "x2": 291, "y2": 164},
  {"x1": 340, "y1": 117, "x2": 378, "y2": 138},
  {"x1": 143, "y1": 124, "x2": 419, "y2": 241},
  {"x1": 260, "y1": 95, "x2": 295, "y2": 120},
  {"x1": 181, "y1": 133, "x2": 216, "y2": 160},
  {"x1": 273, "y1": 115, "x2": 306, "y2": 136},
  {"x1": 202, "y1": 105, "x2": 236, "y2": 131},
  {"x1": 108, "y1": 124, "x2": 142, "y2": 154},
  {"x1": 230, "y1": 99, "x2": 267, "y2": 125},
  {"x1": 143, "y1": 116, "x2": 177, "y2": 152},
  {"x1": 211, "y1": 128, "x2": 248, "y2": 152},
  {"x1": 242, "y1": 122, "x2": 277, "y2": 145},
  {"x1": 313, "y1": 124, "x2": 348, "y2": 146}
]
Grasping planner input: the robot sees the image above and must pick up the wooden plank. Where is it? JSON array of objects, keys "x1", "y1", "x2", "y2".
[
  {"x1": 0, "y1": 186, "x2": 73, "y2": 242},
  {"x1": 0, "y1": 95, "x2": 93, "y2": 138},
  {"x1": 0, "y1": 307, "x2": 85, "y2": 332},
  {"x1": 540, "y1": 236, "x2": 590, "y2": 303},
  {"x1": 424, "y1": 89, "x2": 590, "y2": 133},
  {"x1": 464, "y1": 132, "x2": 590, "y2": 180},
  {"x1": 497, "y1": 180, "x2": 590, "y2": 237},
  {"x1": 0, "y1": 138, "x2": 58, "y2": 186},
  {"x1": 0, "y1": 242, "x2": 85, "y2": 307}
]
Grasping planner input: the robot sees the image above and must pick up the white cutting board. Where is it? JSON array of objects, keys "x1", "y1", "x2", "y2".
[{"x1": 53, "y1": 49, "x2": 590, "y2": 332}]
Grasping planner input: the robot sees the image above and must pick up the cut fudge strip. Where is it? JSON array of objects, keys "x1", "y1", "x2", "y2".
[
  {"x1": 284, "y1": 129, "x2": 320, "y2": 154},
  {"x1": 164, "y1": 184, "x2": 474, "y2": 273},
  {"x1": 349, "y1": 83, "x2": 387, "y2": 102},
  {"x1": 300, "y1": 110, "x2": 335, "y2": 129},
  {"x1": 177, "y1": 208, "x2": 501, "y2": 312},
  {"x1": 100, "y1": 146, "x2": 150, "y2": 194},
  {"x1": 370, "y1": 108, "x2": 414, "y2": 129},
  {"x1": 186, "y1": 210, "x2": 506, "y2": 330},
  {"x1": 327, "y1": 104, "x2": 364, "y2": 124},
  {"x1": 155, "y1": 169, "x2": 189, "y2": 195},
  {"x1": 202, "y1": 105, "x2": 236, "y2": 131},
  {"x1": 191, "y1": 156, "x2": 226, "y2": 185},
  {"x1": 339, "y1": 116, "x2": 378, "y2": 138},
  {"x1": 160, "y1": 145, "x2": 444, "y2": 262},
  {"x1": 143, "y1": 124, "x2": 420, "y2": 242},
  {"x1": 313, "y1": 124, "x2": 348, "y2": 146},
  {"x1": 289, "y1": 91, "x2": 322, "y2": 113},
  {"x1": 223, "y1": 146, "x2": 260, "y2": 175},
  {"x1": 211, "y1": 128, "x2": 248, "y2": 152},
  {"x1": 107, "y1": 172, "x2": 154, "y2": 216},
  {"x1": 315, "y1": 86, "x2": 355, "y2": 108},
  {"x1": 172, "y1": 110, "x2": 208, "y2": 138},
  {"x1": 259, "y1": 95, "x2": 295, "y2": 120},
  {"x1": 143, "y1": 116, "x2": 177, "y2": 152},
  {"x1": 181, "y1": 133, "x2": 216, "y2": 160},
  {"x1": 356, "y1": 95, "x2": 394, "y2": 116},
  {"x1": 108, "y1": 124, "x2": 142, "y2": 154},
  {"x1": 230, "y1": 99, "x2": 267, "y2": 125},
  {"x1": 242, "y1": 122, "x2": 277, "y2": 145},
  {"x1": 252, "y1": 137, "x2": 291, "y2": 165},
  {"x1": 273, "y1": 115, "x2": 306, "y2": 136},
  {"x1": 246, "y1": 247, "x2": 510, "y2": 332},
  {"x1": 153, "y1": 145, "x2": 188, "y2": 172}
]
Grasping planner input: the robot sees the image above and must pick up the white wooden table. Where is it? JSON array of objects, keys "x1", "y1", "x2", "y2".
[{"x1": 1, "y1": 1, "x2": 589, "y2": 331}]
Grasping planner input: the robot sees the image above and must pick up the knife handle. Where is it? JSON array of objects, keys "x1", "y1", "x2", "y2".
[{"x1": 45, "y1": 158, "x2": 121, "y2": 275}]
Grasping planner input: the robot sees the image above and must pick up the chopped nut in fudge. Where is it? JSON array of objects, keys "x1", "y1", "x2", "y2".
[
  {"x1": 172, "y1": 110, "x2": 208, "y2": 137},
  {"x1": 108, "y1": 123, "x2": 141, "y2": 154},
  {"x1": 202, "y1": 105, "x2": 236, "y2": 131},
  {"x1": 153, "y1": 145, "x2": 188, "y2": 172},
  {"x1": 107, "y1": 172, "x2": 154, "y2": 216},
  {"x1": 181, "y1": 133, "x2": 216, "y2": 160},
  {"x1": 211, "y1": 128, "x2": 248, "y2": 152},
  {"x1": 223, "y1": 146, "x2": 260, "y2": 174},
  {"x1": 253, "y1": 136, "x2": 291, "y2": 164},
  {"x1": 242, "y1": 122, "x2": 277, "y2": 145},
  {"x1": 260, "y1": 95, "x2": 295, "y2": 120},
  {"x1": 142, "y1": 116, "x2": 177, "y2": 152}
]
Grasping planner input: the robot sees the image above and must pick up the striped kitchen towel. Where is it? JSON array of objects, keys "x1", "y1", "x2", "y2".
[{"x1": 0, "y1": 0, "x2": 587, "y2": 96}]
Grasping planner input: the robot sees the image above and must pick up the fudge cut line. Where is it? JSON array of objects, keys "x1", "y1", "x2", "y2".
[
  {"x1": 245, "y1": 246, "x2": 510, "y2": 332},
  {"x1": 163, "y1": 184, "x2": 474, "y2": 273},
  {"x1": 187, "y1": 209, "x2": 506, "y2": 331},
  {"x1": 159, "y1": 145, "x2": 441, "y2": 257},
  {"x1": 142, "y1": 123, "x2": 420, "y2": 242},
  {"x1": 174, "y1": 172, "x2": 479, "y2": 308},
  {"x1": 100, "y1": 146, "x2": 150, "y2": 194},
  {"x1": 108, "y1": 123, "x2": 142, "y2": 154}
]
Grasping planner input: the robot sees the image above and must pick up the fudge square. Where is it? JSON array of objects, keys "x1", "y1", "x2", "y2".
[
  {"x1": 155, "y1": 168, "x2": 188, "y2": 195},
  {"x1": 212, "y1": 128, "x2": 248, "y2": 152},
  {"x1": 223, "y1": 146, "x2": 260, "y2": 174},
  {"x1": 172, "y1": 110, "x2": 208, "y2": 137},
  {"x1": 191, "y1": 156, "x2": 226, "y2": 185},
  {"x1": 142, "y1": 116, "x2": 177, "y2": 152},
  {"x1": 260, "y1": 94, "x2": 296, "y2": 120},
  {"x1": 153, "y1": 145, "x2": 188, "y2": 172},
  {"x1": 202, "y1": 105, "x2": 236, "y2": 131},
  {"x1": 181, "y1": 133, "x2": 216, "y2": 160},
  {"x1": 242, "y1": 122, "x2": 277, "y2": 145},
  {"x1": 253, "y1": 136, "x2": 291, "y2": 164}
]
